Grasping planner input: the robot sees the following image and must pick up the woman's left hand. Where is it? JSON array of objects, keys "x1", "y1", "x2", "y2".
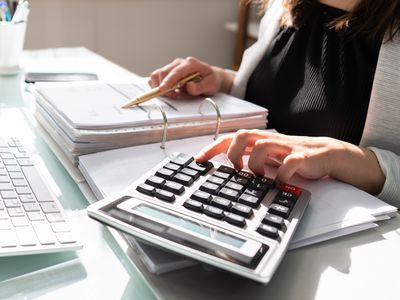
[{"x1": 195, "y1": 129, "x2": 385, "y2": 194}]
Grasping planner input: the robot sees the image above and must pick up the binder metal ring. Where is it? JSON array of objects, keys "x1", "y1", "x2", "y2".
[
  {"x1": 198, "y1": 97, "x2": 221, "y2": 140},
  {"x1": 147, "y1": 103, "x2": 168, "y2": 149}
]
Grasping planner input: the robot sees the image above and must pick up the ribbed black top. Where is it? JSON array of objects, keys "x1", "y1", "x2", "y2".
[{"x1": 245, "y1": 3, "x2": 381, "y2": 144}]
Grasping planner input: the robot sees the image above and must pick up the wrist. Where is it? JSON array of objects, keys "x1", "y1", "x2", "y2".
[{"x1": 212, "y1": 66, "x2": 234, "y2": 94}]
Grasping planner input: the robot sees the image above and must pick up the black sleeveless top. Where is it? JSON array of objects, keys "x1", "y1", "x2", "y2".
[{"x1": 244, "y1": 3, "x2": 381, "y2": 144}]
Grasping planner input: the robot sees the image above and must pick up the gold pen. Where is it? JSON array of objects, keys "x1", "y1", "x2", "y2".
[{"x1": 121, "y1": 72, "x2": 202, "y2": 108}]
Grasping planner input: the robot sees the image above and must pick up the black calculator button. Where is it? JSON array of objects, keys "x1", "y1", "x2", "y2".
[
  {"x1": 225, "y1": 181, "x2": 244, "y2": 192},
  {"x1": 218, "y1": 187, "x2": 239, "y2": 201},
  {"x1": 136, "y1": 183, "x2": 154, "y2": 196},
  {"x1": 170, "y1": 153, "x2": 194, "y2": 167},
  {"x1": 238, "y1": 193, "x2": 259, "y2": 208},
  {"x1": 213, "y1": 171, "x2": 231, "y2": 180},
  {"x1": 199, "y1": 182, "x2": 219, "y2": 195},
  {"x1": 188, "y1": 161, "x2": 214, "y2": 175},
  {"x1": 254, "y1": 177, "x2": 275, "y2": 189},
  {"x1": 273, "y1": 197, "x2": 294, "y2": 209},
  {"x1": 155, "y1": 168, "x2": 175, "y2": 180},
  {"x1": 230, "y1": 175, "x2": 251, "y2": 186},
  {"x1": 231, "y1": 203, "x2": 253, "y2": 218},
  {"x1": 173, "y1": 173, "x2": 194, "y2": 186},
  {"x1": 207, "y1": 176, "x2": 225, "y2": 186},
  {"x1": 145, "y1": 176, "x2": 166, "y2": 188},
  {"x1": 217, "y1": 165, "x2": 235, "y2": 174},
  {"x1": 224, "y1": 212, "x2": 246, "y2": 227},
  {"x1": 244, "y1": 188, "x2": 264, "y2": 198},
  {"x1": 164, "y1": 162, "x2": 181, "y2": 172},
  {"x1": 154, "y1": 189, "x2": 176, "y2": 202},
  {"x1": 237, "y1": 170, "x2": 254, "y2": 180},
  {"x1": 210, "y1": 197, "x2": 232, "y2": 210},
  {"x1": 278, "y1": 191, "x2": 298, "y2": 201},
  {"x1": 183, "y1": 199, "x2": 203, "y2": 212},
  {"x1": 262, "y1": 213, "x2": 284, "y2": 229},
  {"x1": 249, "y1": 181, "x2": 269, "y2": 192},
  {"x1": 164, "y1": 181, "x2": 185, "y2": 195},
  {"x1": 268, "y1": 203, "x2": 290, "y2": 218},
  {"x1": 203, "y1": 205, "x2": 224, "y2": 219},
  {"x1": 257, "y1": 224, "x2": 279, "y2": 239},
  {"x1": 180, "y1": 168, "x2": 200, "y2": 180},
  {"x1": 191, "y1": 190, "x2": 212, "y2": 203}
]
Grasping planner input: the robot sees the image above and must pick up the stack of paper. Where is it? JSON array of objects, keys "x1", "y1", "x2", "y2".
[{"x1": 32, "y1": 80, "x2": 268, "y2": 165}]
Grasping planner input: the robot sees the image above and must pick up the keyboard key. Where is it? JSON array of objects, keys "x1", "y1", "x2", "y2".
[
  {"x1": 230, "y1": 175, "x2": 251, "y2": 186},
  {"x1": 11, "y1": 216, "x2": 30, "y2": 227},
  {"x1": 9, "y1": 172, "x2": 23, "y2": 179},
  {"x1": 145, "y1": 176, "x2": 166, "y2": 188},
  {"x1": 51, "y1": 222, "x2": 70, "y2": 233},
  {"x1": 16, "y1": 187, "x2": 31, "y2": 195},
  {"x1": 154, "y1": 189, "x2": 176, "y2": 202},
  {"x1": 56, "y1": 232, "x2": 77, "y2": 244},
  {"x1": 187, "y1": 161, "x2": 213, "y2": 175},
  {"x1": 190, "y1": 190, "x2": 212, "y2": 204},
  {"x1": 0, "y1": 220, "x2": 12, "y2": 230},
  {"x1": 136, "y1": 183, "x2": 155, "y2": 196},
  {"x1": 6, "y1": 166, "x2": 19, "y2": 172},
  {"x1": 183, "y1": 199, "x2": 203, "y2": 212},
  {"x1": 22, "y1": 202, "x2": 41, "y2": 212},
  {"x1": 15, "y1": 226, "x2": 37, "y2": 246},
  {"x1": 231, "y1": 203, "x2": 253, "y2": 218},
  {"x1": 238, "y1": 194, "x2": 259, "y2": 208},
  {"x1": 268, "y1": 203, "x2": 290, "y2": 218},
  {"x1": 40, "y1": 202, "x2": 60, "y2": 214},
  {"x1": 19, "y1": 194, "x2": 36, "y2": 203},
  {"x1": 249, "y1": 181, "x2": 270, "y2": 192},
  {"x1": 0, "y1": 229, "x2": 18, "y2": 247},
  {"x1": 262, "y1": 213, "x2": 285, "y2": 230},
  {"x1": 210, "y1": 197, "x2": 232, "y2": 210},
  {"x1": 17, "y1": 159, "x2": 33, "y2": 166},
  {"x1": 163, "y1": 181, "x2": 184, "y2": 195},
  {"x1": 32, "y1": 221, "x2": 56, "y2": 245},
  {"x1": 224, "y1": 212, "x2": 246, "y2": 227},
  {"x1": 218, "y1": 187, "x2": 239, "y2": 201},
  {"x1": 253, "y1": 177, "x2": 275, "y2": 189},
  {"x1": 8, "y1": 207, "x2": 24, "y2": 217},
  {"x1": 203, "y1": 205, "x2": 224, "y2": 219},
  {"x1": 170, "y1": 153, "x2": 193, "y2": 167},
  {"x1": 155, "y1": 168, "x2": 175, "y2": 180},
  {"x1": 4, "y1": 199, "x2": 21, "y2": 208},
  {"x1": 199, "y1": 182, "x2": 219, "y2": 195},
  {"x1": 20, "y1": 166, "x2": 55, "y2": 202},
  {"x1": 172, "y1": 173, "x2": 194, "y2": 186},
  {"x1": 0, "y1": 182, "x2": 13, "y2": 190},
  {"x1": 12, "y1": 179, "x2": 28, "y2": 187},
  {"x1": 46, "y1": 213, "x2": 65, "y2": 223},
  {"x1": 237, "y1": 170, "x2": 254, "y2": 180},
  {"x1": 3, "y1": 159, "x2": 17, "y2": 166},
  {"x1": 27, "y1": 211, "x2": 45, "y2": 221},
  {"x1": 257, "y1": 224, "x2": 279, "y2": 239},
  {"x1": 278, "y1": 191, "x2": 298, "y2": 201}
]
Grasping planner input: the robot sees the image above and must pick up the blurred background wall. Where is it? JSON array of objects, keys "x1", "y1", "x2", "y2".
[{"x1": 25, "y1": 0, "x2": 239, "y2": 76}]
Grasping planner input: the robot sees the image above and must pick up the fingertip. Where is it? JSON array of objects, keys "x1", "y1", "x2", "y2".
[{"x1": 185, "y1": 82, "x2": 201, "y2": 96}]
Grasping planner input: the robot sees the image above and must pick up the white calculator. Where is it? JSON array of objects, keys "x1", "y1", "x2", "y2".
[{"x1": 87, "y1": 153, "x2": 310, "y2": 283}]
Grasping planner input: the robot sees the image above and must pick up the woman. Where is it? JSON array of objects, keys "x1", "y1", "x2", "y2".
[{"x1": 148, "y1": 0, "x2": 400, "y2": 207}]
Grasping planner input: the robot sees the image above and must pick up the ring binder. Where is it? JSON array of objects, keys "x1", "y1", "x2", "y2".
[
  {"x1": 147, "y1": 103, "x2": 168, "y2": 149},
  {"x1": 198, "y1": 97, "x2": 221, "y2": 140}
]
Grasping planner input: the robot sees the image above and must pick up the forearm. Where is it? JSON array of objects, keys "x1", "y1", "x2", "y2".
[{"x1": 329, "y1": 140, "x2": 385, "y2": 195}]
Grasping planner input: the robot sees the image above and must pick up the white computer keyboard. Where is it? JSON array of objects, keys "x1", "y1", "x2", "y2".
[
  {"x1": 87, "y1": 153, "x2": 310, "y2": 283},
  {"x1": 0, "y1": 137, "x2": 81, "y2": 256}
]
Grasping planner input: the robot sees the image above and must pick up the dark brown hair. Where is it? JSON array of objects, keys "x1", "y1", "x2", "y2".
[{"x1": 249, "y1": 0, "x2": 400, "y2": 42}]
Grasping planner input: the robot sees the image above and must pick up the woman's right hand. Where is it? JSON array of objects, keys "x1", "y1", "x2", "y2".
[{"x1": 148, "y1": 57, "x2": 234, "y2": 98}]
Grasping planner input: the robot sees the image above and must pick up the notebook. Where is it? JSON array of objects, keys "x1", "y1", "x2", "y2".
[{"x1": 31, "y1": 80, "x2": 268, "y2": 165}]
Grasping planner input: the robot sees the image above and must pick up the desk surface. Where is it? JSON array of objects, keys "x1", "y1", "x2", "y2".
[{"x1": 1, "y1": 48, "x2": 400, "y2": 300}]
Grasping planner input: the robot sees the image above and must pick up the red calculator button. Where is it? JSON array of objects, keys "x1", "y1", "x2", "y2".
[{"x1": 279, "y1": 183, "x2": 302, "y2": 198}]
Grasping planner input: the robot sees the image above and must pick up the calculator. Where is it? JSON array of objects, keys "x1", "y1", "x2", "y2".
[{"x1": 87, "y1": 153, "x2": 310, "y2": 283}]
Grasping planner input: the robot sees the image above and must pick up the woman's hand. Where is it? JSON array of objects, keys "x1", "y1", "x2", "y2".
[
  {"x1": 195, "y1": 129, "x2": 385, "y2": 194},
  {"x1": 148, "y1": 57, "x2": 234, "y2": 98}
]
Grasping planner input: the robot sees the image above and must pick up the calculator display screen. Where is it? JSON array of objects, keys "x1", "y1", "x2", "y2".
[{"x1": 134, "y1": 204, "x2": 246, "y2": 249}]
